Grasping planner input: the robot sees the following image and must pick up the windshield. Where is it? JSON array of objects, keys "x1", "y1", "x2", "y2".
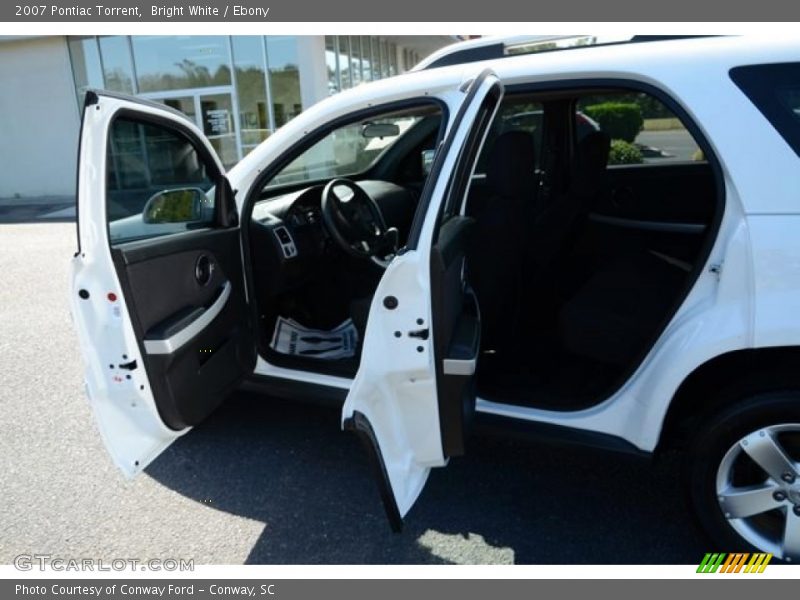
[{"x1": 267, "y1": 105, "x2": 440, "y2": 188}]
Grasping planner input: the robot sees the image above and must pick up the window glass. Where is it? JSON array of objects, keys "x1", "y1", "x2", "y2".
[
  {"x1": 199, "y1": 93, "x2": 239, "y2": 167},
  {"x1": 131, "y1": 36, "x2": 231, "y2": 92},
  {"x1": 267, "y1": 105, "x2": 441, "y2": 188},
  {"x1": 576, "y1": 92, "x2": 703, "y2": 164},
  {"x1": 98, "y1": 36, "x2": 135, "y2": 94},
  {"x1": 389, "y1": 44, "x2": 398, "y2": 77},
  {"x1": 325, "y1": 36, "x2": 339, "y2": 94},
  {"x1": 232, "y1": 36, "x2": 269, "y2": 154},
  {"x1": 350, "y1": 37, "x2": 362, "y2": 86},
  {"x1": 374, "y1": 38, "x2": 382, "y2": 80},
  {"x1": 68, "y1": 36, "x2": 104, "y2": 105},
  {"x1": 382, "y1": 40, "x2": 391, "y2": 78},
  {"x1": 730, "y1": 63, "x2": 800, "y2": 157},
  {"x1": 361, "y1": 36, "x2": 373, "y2": 82},
  {"x1": 475, "y1": 98, "x2": 544, "y2": 173},
  {"x1": 266, "y1": 36, "x2": 302, "y2": 128},
  {"x1": 338, "y1": 36, "x2": 351, "y2": 90},
  {"x1": 106, "y1": 117, "x2": 215, "y2": 244}
]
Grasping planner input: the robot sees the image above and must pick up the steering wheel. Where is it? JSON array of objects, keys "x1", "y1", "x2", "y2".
[{"x1": 321, "y1": 178, "x2": 397, "y2": 261}]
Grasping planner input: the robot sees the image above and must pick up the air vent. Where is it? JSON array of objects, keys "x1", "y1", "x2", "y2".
[{"x1": 273, "y1": 226, "x2": 297, "y2": 259}]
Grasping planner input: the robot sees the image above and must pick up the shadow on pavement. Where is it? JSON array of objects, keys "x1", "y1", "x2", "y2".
[
  {"x1": 0, "y1": 203, "x2": 75, "y2": 224},
  {"x1": 146, "y1": 393, "x2": 709, "y2": 564}
]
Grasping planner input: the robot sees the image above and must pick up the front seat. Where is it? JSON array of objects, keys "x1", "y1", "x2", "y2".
[{"x1": 467, "y1": 130, "x2": 537, "y2": 352}]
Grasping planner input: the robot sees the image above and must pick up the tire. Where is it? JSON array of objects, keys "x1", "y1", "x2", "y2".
[{"x1": 685, "y1": 391, "x2": 800, "y2": 562}]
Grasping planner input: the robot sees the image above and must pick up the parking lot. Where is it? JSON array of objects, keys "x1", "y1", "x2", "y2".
[{"x1": 0, "y1": 220, "x2": 710, "y2": 565}]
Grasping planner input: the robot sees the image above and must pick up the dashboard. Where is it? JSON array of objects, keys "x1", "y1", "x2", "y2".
[{"x1": 249, "y1": 179, "x2": 417, "y2": 294}]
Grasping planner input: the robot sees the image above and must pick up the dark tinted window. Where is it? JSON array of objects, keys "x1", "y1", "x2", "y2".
[{"x1": 730, "y1": 63, "x2": 800, "y2": 157}]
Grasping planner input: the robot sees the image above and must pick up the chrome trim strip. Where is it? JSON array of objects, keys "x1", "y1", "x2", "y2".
[
  {"x1": 589, "y1": 212, "x2": 707, "y2": 234},
  {"x1": 143, "y1": 282, "x2": 231, "y2": 355}
]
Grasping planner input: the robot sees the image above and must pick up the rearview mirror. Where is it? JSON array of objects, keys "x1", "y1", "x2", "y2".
[
  {"x1": 142, "y1": 188, "x2": 207, "y2": 224},
  {"x1": 362, "y1": 122, "x2": 400, "y2": 139}
]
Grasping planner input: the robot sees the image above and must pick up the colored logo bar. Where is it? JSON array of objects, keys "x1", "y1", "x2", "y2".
[{"x1": 697, "y1": 553, "x2": 773, "y2": 573}]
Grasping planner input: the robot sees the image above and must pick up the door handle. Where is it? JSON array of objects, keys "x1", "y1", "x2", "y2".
[{"x1": 143, "y1": 282, "x2": 231, "y2": 355}]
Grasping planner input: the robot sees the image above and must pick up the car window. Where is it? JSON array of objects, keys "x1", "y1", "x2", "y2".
[
  {"x1": 107, "y1": 117, "x2": 216, "y2": 245},
  {"x1": 576, "y1": 92, "x2": 705, "y2": 164},
  {"x1": 268, "y1": 104, "x2": 441, "y2": 188},
  {"x1": 730, "y1": 62, "x2": 800, "y2": 158},
  {"x1": 474, "y1": 99, "x2": 544, "y2": 173}
]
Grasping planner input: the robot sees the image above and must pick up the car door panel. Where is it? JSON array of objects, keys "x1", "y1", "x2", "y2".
[
  {"x1": 582, "y1": 162, "x2": 716, "y2": 262},
  {"x1": 430, "y1": 215, "x2": 478, "y2": 458},
  {"x1": 342, "y1": 70, "x2": 503, "y2": 530},
  {"x1": 112, "y1": 228, "x2": 254, "y2": 430},
  {"x1": 70, "y1": 91, "x2": 254, "y2": 477}
]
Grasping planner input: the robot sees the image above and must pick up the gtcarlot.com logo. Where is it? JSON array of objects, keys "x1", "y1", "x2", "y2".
[
  {"x1": 697, "y1": 552, "x2": 772, "y2": 573},
  {"x1": 14, "y1": 554, "x2": 194, "y2": 572}
]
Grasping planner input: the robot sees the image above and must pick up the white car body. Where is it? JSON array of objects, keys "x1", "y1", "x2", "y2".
[{"x1": 70, "y1": 36, "x2": 800, "y2": 555}]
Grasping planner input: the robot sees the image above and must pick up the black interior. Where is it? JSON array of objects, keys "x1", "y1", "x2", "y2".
[
  {"x1": 469, "y1": 91, "x2": 720, "y2": 410},
  {"x1": 248, "y1": 108, "x2": 443, "y2": 378},
  {"x1": 245, "y1": 86, "x2": 720, "y2": 413}
]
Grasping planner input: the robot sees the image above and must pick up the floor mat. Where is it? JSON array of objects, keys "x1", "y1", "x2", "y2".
[{"x1": 269, "y1": 316, "x2": 359, "y2": 359}]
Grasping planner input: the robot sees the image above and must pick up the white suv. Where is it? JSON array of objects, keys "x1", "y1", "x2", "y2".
[{"x1": 70, "y1": 36, "x2": 800, "y2": 561}]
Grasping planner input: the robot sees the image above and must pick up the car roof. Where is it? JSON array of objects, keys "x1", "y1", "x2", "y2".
[
  {"x1": 413, "y1": 34, "x2": 710, "y2": 71},
  {"x1": 419, "y1": 35, "x2": 798, "y2": 87}
]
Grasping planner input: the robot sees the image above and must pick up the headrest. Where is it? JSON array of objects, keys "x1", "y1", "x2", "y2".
[
  {"x1": 572, "y1": 131, "x2": 611, "y2": 196},
  {"x1": 486, "y1": 130, "x2": 537, "y2": 199}
]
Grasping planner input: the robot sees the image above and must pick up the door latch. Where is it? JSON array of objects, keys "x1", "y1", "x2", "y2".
[{"x1": 407, "y1": 328, "x2": 429, "y2": 340}]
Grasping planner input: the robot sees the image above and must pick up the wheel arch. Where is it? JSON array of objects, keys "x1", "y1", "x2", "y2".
[{"x1": 658, "y1": 346, "x2": 800, "y2": 452}]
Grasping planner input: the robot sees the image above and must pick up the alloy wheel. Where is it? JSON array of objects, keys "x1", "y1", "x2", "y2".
[{"x1": 716, "y1": 423, "x2": 800, "y2": 561}]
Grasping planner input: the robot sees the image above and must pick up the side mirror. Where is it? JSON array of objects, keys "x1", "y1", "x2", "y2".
[
  {"x1": 362, "y1": 122, "x2": 401, "y2": 139},
  {"x1": 142, "y1": 188, "x2": 207, "y2": 224},
  {"x1": 421, "y1": 149, "x2": 436, "y2": 176}
]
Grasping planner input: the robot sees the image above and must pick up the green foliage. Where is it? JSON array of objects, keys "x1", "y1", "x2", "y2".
[
  {"x1": 608, "y1": 139, "x2": 643, "y2": 165},
  {"x1": 583, "y1": 102, "x2": 644, "y2": 143}
]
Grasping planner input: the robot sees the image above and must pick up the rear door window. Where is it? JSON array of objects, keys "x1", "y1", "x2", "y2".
[{"x1": 575, "y1": 92, "x2": 705, "y2": 164}]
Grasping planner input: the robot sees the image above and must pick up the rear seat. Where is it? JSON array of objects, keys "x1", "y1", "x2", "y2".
[{"x1": 557, "y1": 251, "x2": 687, "y2": 366}]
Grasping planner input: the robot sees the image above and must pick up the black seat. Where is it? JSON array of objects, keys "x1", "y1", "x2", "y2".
[
  {"x1": 528, "y1": 130, "x2": 611, "y2": 271},
  {"x1": 558, "y1": 252, "x2": 687, "y2": 366},
  {"x1": 467, "y1": 130, "x2": 537, "y2": 351}
]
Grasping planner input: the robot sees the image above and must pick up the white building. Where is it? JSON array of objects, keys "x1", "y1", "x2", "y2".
[{"x1": 0, "y1": 35, "x2": 458, "y2": 200}]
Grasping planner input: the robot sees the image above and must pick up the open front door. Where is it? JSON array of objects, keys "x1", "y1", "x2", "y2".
[
  {"x1": 70, "y1": 91, "x2": 255, "y2": 477},
  {"x1": 342, "y1": 71, "x2": 504, "y2": 530}
]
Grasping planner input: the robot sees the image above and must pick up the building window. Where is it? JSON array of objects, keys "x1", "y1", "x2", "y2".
[
  {"x1": 389, "y1": 43, "x2": 398, "y2": 76},
  {"x1": 338, "y1": 36, "x2": 351, "y2": 90},
  {"x1": 97, "y1": 36, "x2": 135, "y2": 94},
  {"x1": 67, "y1": 36, "x2": 104, "y2": 105},
  {"x1": 130, "y1": 36, "x2": 231, "y2": 92},
  {"x1": 265, "y1": 36, "x2": 302, "y2": 128},
  {"x1": 231, "y1": 36, "x2": 270, "y2": 154},
  {"x1": 350, "y1": 36, "x2": 362, "y2": 86},
  {"x1": 325, "y1": 36, "x2": 339, "y2": 94},
  {"x1": 361, "y1": 36, "x2": 373, "y2": 82}
]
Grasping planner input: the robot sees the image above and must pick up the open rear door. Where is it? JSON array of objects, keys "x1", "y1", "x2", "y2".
[
  {"x1": 70, "y1": 91, "x2": 255, "y2": 477},
  {"x1": 342, "y1": 71, "x2": 504, "y2": 530}
]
